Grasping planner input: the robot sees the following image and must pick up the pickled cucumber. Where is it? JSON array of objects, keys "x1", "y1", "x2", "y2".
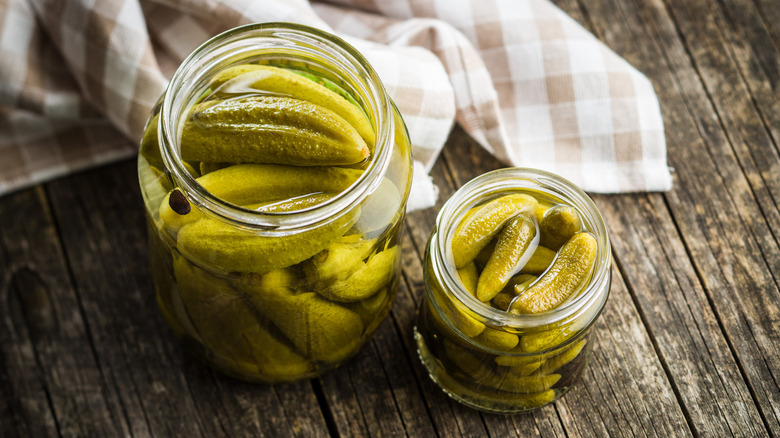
[
  {"x1": 491, "y1": 274, "x2": 536, "y2": 311},
  {"x1": 140, "y1": 114, "x2": 163, "y2": 169},
  {"x1": 181, "y1": 96, "x2": 369, "y2": 166},
  {"x1": 476, "y1": 215, "x2": 537, "y2": 301},
  {"x1": 238, "y1": 269, "x2": 364, "y2": 363},
  {"x1": 195, "y1": 164, "x2": 363, "y2": 206},
  {"x1": 533, "y1": 201, "x2": 551, "y2": 225},
  {"x1": 519, "y1": 246, "x2": 556, "y2": 275},
  {"x1": 494, "y1": 347, "x2": 560, "y2": 367},
  {"x1": 353, "y1": 285, "x2": 391, "y2": 328},
  {"x1": 199, "y1": 161, "x2": 232, "y2": 175},
  {"x1": 508, "y1": 274, "x2": 538, "y2": 293},
  {"x1": 520, "y1": 328, "x2": 570, "y2": 353},
  {"x1": 509, "y1": 232, "x2": 597, "y2": 314},
  {"x1": 250, "y1": 193, "x2": 337, "y2": 213},
  {"x1": 443, "y1": 340, "x2": 559, "y2": 393},
  {"x1": 209, "y1": 64, "x2": 375, "y2": 146},
  {"x1": 540, "y1": 205, "x2": 582, "y2": 250},
  {"x1": 473, "y1": 238, "x2": 496, "y2": 268},
  {"x1": 451, "y1": 194, "x2": 537, "y2": 268},
  {"x1": 442, "y1": 339, "x2": 492, "y2": 377},
  {"x1": 176, "y1": 203, "x2": 360, "y2": 273},
  {"x1": 491, "y1": 292, "x2": 515, "y2": 311},
  {"x1": 457, "y1": 262, "x2": 479, "y2": 297},
  {"x1": 474, "y1": 327, "x2": 519, "y2": 351},
  {"x1": 304, "y1": 235, "x2": 377, "y2": 287},
  {"x1": 318, "y1": 245, "x2": 399, "y2": 302},
  {"x1": 428, "y1": 290, "x2": 485, "y2": 338},
  {"x1": 533, "y1": 339, "x2": 586, "y2": 375},
  {"x1": 433, "y1": 369, "x2": 556, "y2": 410},
  {"x1": 173, "y1": 256, "x2": 311, "y2": 379},
  {"x1": 506, "y1": 360, "x2": 545, "y2": 377}
]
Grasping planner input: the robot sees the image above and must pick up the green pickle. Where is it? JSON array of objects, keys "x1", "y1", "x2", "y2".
[
  {"x1": 139, "y1": 36, "x2": 411, "y2": 384},
  {"x1": 415, "y1": 169, "x2": 610, "y2": 413}
]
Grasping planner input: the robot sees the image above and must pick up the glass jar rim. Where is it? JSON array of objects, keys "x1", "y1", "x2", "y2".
[
  {"x1": 431, "y1": 167, "x2": 612, "y2": 328},
  {"x1": 158, "y1": 22, "x2": 394, "y2": 232}
]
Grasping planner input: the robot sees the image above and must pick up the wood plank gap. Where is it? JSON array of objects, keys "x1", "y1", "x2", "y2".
[
  {"x1": 711, "y1": 0, "x2": 780, "y2": 152},
  {"x1": 566, "y1": 376, "x2": 615, "y2": 437},
  {"x1": 643, "y1": 0, "x2": 780, "y2": 283},
  {"x1": 342, "y1": 367, "x2": 376, "y2": 438},
  {"x1": 646, "y1": 196, "x2": 765, "y2": 437},
  {"x1": 438, "y1": 147, "x2": 460, "y2": 196},
  {"x1": 730, "y1": 307, "x2": 780, "y2": 434},
  {"x1": 7, "y1": 271, "x2": 64, "y2": 438},
  {"x1": 715, "y1": 0, "x2": 780, "y2": 85},
  {"x1": 0, "y1": 214, "x2": 37, "y2": 438},
  {"x1": 551, "y1": 404, "x2": 576, "y2": 438},
  {"x1": 404, "y1": 225, "x2": 425, "y2": 264},
  {"x1": 649, "y1": 197, "x2": 770, "y2": 436},
  {"x1": 40, "y1": 185, "x2": 142, "y2": 438},
  {"x1": 478, "y1": 413, "x2": 494, "y2": 438},
  {"x1": 208, "y1": 369, "x2": 239, "y2": 436},
  {"x1": 387, "y1": 311, "x2": 442, "y2": 438},
  {"x1": 588, "y1": 328, "x2": 653, "y2": 437},
  {"x1": 400, "y1": 246, "x2": 422, "y2": 308},
  {"x1": 310, "y1": 379, "x2": 340, "y2": 438},
  {"x1": 647, "y1": 0, "x2": 780, "y2": 274},
  {"x1": 367, "y1": 339, "x2": 416, "y2": 437},
  {"x1": 656, "y1": 0, "x2": 780, "y2": 210},
  {"x1": 749, "y1": 0, "x2": 780, "y2": 47},
  {"x1": 203, "y1": 371, "x2": 232, "y2": 437},
  {"x1": 610, "y1": 250, "x2": 699, "y2": 436}
]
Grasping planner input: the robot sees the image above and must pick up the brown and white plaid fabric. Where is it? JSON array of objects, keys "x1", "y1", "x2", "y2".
[{"x1": 0, "y1": 0, "x2": 672, "y2": 206}]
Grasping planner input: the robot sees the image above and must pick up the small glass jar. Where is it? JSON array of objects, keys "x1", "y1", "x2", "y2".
[
  {"x1": 414, "y1": 168, "x2": 611, "y2": 413},
  {"x1": 138, "y1": 23, "x2": 412, "y2": 382}
]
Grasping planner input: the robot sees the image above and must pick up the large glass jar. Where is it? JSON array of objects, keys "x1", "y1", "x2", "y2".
[
  {"x1": 138, "y1": 23, "x2": 412, "y2": 382},
  {"x1": 415, "y1": 168, "x2": 610, "y2": 413}
]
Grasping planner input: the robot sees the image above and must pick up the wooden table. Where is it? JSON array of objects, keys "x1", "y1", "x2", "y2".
[{"x1": 2, "y1": 0, "x2": 778, "y2": 436}]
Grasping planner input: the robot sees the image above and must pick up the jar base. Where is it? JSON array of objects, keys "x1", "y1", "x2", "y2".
[{"x1": 414, "y1": 327, "x2": 573, "y2": 414}]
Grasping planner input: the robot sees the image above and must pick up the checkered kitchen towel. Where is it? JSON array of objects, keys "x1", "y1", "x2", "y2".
[{"x1": 0, "y1": 0, "x2": 672, "y2": 208}]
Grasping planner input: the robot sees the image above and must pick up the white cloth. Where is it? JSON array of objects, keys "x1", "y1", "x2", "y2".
[{"x1": 0, "y1": 0, "x2": 672, "y2": 207}]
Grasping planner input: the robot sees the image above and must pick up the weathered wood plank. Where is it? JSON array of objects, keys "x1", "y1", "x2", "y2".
[
  {"x1": 44, "y1": 160, "x2": 329, "y2": 437},
  {"x1": 750, "y1": 0, "x2": 779, "y2": 47},
  {"x1": 0, "y1": 187, "x2": 129, "y2": 437},
  {"x1": 45, "y1": 163, "x2": 206, "y2": 437},
  {"x1": 707, "y1": 0, "x2": 779, "y2": 145},
  {"x1": 562, "y1": 0, "x2": 780, "y2": 433},
  {"x1": 1, "y1": 271, "x2": 59, "y2": 438},
  {"x1": 595, "y1": 192, "x2": 768, "y2": 437},
  {"x1": 662, "y1": 0, "x2": 780, "y2": 279}
]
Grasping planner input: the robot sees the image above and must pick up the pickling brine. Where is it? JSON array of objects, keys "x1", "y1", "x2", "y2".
[{"x1": 138, "y1": 23, "x2": 412, "y2": 382}]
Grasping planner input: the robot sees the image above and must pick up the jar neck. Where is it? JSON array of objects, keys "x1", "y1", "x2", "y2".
[
  {"x1": 429, "y1": 167, "x2": 612, "y2": 329},
  {"x1": 158, "y1": 23, "x2": 394, "y2": 231}
]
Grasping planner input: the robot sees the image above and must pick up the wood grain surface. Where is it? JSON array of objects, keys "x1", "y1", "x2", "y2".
[{"x1": 1, "y1": 0, "x2": 777, "y2": 436}]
